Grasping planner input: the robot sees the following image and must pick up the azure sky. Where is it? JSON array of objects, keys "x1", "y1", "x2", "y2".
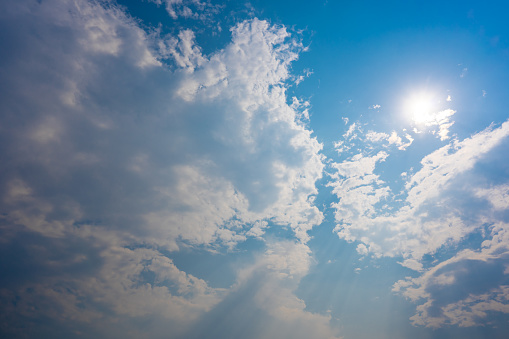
[{"x1": 1, "y1": 0, "x2": 509, "y2": 338}]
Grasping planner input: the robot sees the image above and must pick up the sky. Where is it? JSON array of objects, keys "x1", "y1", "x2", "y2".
[{"x1": 1, "y1": 0, "x2": 509, "y2": 338}]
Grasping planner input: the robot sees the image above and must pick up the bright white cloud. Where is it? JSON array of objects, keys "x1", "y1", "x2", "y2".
[
  {"x1": 394, "y1": 221, "x2": 509, "y2": 328},
  {"x1": 330, "y1": 121, "x2": 509, "y2": 261}
]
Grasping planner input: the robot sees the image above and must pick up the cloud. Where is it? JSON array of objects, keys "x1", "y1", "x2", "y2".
[
  {"x1": 460, "y1": 67, "x2": 468, "y2": 78},
  {"x1": 149, "y1": 0, "x2": 221, "y2": 20},
  {"x1": 1, "y1": 0, "x2": 323, "y2": 246},
  {"x1": 0, "y1": 0, "x2": 327, "y2": 337},
  {"x1": 0, "y1": 226, "x2": 223, "y2": 338},
  {"x1": 388, "y1": 131, "x2": 413, "y2": 150},
  {"x1": 338, "y1": 123, "x2": 414, "y2": 155},
  {"x1": 329, "y1": 121, "x2": 509, "y2": 261},
  {"x1": 330, "y1": 121, "x2": 509, "y2": 328},
  {"x1": 413, "y1": 108, "x2": 457, "y2": 141},
  {"x1": 366, "y1": 131, "x2": 389, "y2": 143},
  {"x1": 393, "y1": 221, "x2": 509, "y2": 328},
  {"x1": 184, "y1": 241, "x2": 341, "y2": 339}
]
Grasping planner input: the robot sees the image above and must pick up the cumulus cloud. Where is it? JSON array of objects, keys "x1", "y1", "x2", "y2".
[
  {"x1": 330, "y1": 119, "x2": 509, "y2": 328},
  {"x1": 329, "y1": 121, "x2": 509, "y2": 262},
  {"x1": 0, "y1": 0, "x2": 326, "y2": 337}
]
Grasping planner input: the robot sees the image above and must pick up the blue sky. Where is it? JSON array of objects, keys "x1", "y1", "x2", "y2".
[{"x1": 1, "y1": 0, "x2": 509, "y2": 338}]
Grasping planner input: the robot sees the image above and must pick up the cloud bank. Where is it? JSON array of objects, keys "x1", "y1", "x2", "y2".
[{"x1": 0, "y1": 0, "x2": 334, "y2": 337}]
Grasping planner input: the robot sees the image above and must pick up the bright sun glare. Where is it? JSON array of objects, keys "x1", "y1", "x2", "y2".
[{"x1": 404, "y1": 92, "x2": 436, "y2": 124}]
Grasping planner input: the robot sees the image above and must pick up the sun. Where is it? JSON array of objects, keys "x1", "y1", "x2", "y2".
[{"x1": 404, "y1": 92, "x2": 435, "y2": 124}]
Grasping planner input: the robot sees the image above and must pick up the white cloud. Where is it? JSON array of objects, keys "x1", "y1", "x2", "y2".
[
  {"x1": 413, "y1": 109, "x2": 456, "y2": 141},
  {"x1": 356, "y1": 243, "x2": 369, "y2": 255},
  {"x1": 149, "y1": 0, "x2": 220, "y2": 20},
  {"x1": 1, "y1": 0, "x2": 323, "y2": 248},
  {"x1": 0, "y1": 0, "x2": 327, "y2": 336},
  {"x1": 0, "y1": 225, "x2": 225, "y2": 338},
  {"x1": 366, "y1": 131, "x2": 389, "y2": 143},
  {"x1": 475, "y1": 185, "x2": 509, "y2": 211},
  {"x1": 329, "y1": 120, "x2": 509, "y2": 328},
  {"x1": 388, "y1": 131, "x2": 413, "y2": 150},
  {"x1": 329, "y1": 121, "x2": 509, "y2": 262},
  {"x1": 393, "y1": 221, "x2": 509, "y2": 328}
]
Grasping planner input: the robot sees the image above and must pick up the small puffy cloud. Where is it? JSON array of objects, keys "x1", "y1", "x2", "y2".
[
  {"x1": 186, "y1": 241, "x2": 342, "y2": 339},
  {"x1": 388, "y1": 131, "x2": 413, "y2": 150},
  {"x1": 366, "y1": 131, "x2": 389, "y2": 143},
  {"x1": 369, "y1": 104, "x2": 381, "y2": 110},
  {"x1": 446, "y1": 95, "x2": 452, "y2": 102},
  {"x1": 356, "y1": 243, "x2": 369, "y2": 255},
  {"x1": 329, "y1": 115, "x2": 509, "y2": 329}
]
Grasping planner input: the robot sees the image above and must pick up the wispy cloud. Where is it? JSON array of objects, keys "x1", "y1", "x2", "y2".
[{"x1": 329, "y1": 120, "x2": 509, "y2": 263}]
